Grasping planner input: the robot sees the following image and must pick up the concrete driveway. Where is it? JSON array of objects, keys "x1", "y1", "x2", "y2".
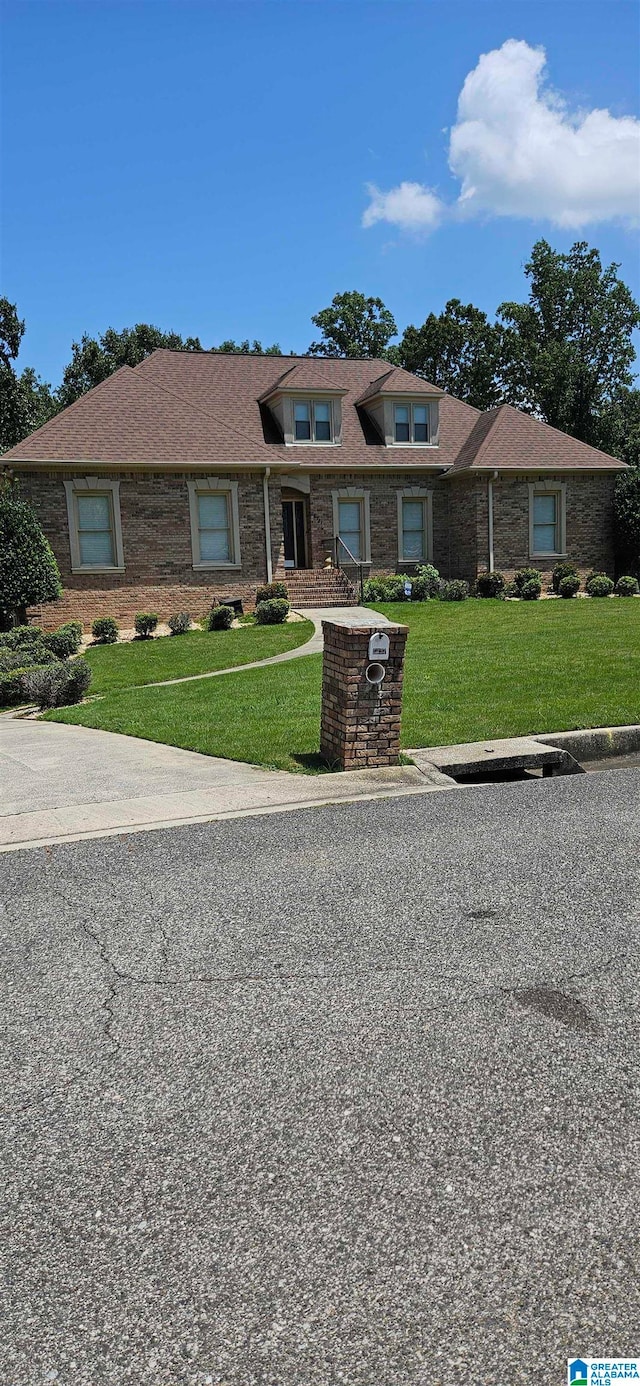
[{"x1": 1, "y1": 769, "x2": 638, "y2": 1384}]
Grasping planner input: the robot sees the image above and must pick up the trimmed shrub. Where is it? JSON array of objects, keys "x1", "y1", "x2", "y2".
[
  {"x1": 552, "y1": 562, "x2": 579, "y2": 594},
  {"x1": 207, "y1": 604, "x2": 234, "y2": 631},
  {"x1": 504, "y1": 581, "x2": 520, "y2": 598},
  {"x1": 92, "y1": 616, "x2": 119, "y2": 644},
  {"x1": 415, "y1": 563, "x2": 440, "y2": 598},
  {"x1": 439, "y1": 579, "x2": 469, "y2": 602},
  {"x1": 0, "y1": 625, "x2": 60, "y2": 666},
  {"x1": 379, "y1": 575, "x2": 411, "y2": 602},
  {"x1": 586, "y1": 574, "x2": 614, "y2": 598},
  {"x1": 362, "y1": 577, "x2": 387, "y2": 602},
  {"x1": 558, "y1": 575, "x2": 580, "y2": 598},
  {"x1": 0, "y1": 648, "x2": 27, "y2": 673},
  {"x1": 520, "y1": 578, "x2": 542, "y2": 600},
  {"x1": 256, "y1": 582, "x2": 288, "y2": 604},
  {"x1": 475, "y1": 571, "x2": 505, "y2": 598},
  {"x1": 45, "y1": 621, "x2": 83, "y2": 658},
  {"x1": 167, "y1": 612, "x2": 192, "y2": 635},
  {"x1": 24, "y1": 658, "x2": 92, "y2": 710},
  {"x1": 615, "y1": 575, "x2": 639, "y2": 597},
  {"x1": 0, "y1": 666, "x2": 32, "y2": 706},
  {"x1": 134, "y1": 612, "x2": 159, "y2": 639},
  {"x1": 0, "y1": 481, "x2": 62, "y2": 625},
  {"x1": 514, "y1": 567, "x2": 543, "y2": 592},
  {"x1": 255, "y1": 598, "x2": 289, "y2": 625}
]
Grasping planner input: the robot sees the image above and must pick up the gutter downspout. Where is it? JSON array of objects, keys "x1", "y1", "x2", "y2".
[
  {"x1": 488, "y1": 470, "x2": 498, "y2": 572},
  {"x1": 263, "y1": 466, "x2": 273, "y2": 583}
]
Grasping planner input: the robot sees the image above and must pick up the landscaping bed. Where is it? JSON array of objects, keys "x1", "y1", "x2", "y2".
[{"x1": 46, "y1": 600, "x2": 640, "y2": 772}]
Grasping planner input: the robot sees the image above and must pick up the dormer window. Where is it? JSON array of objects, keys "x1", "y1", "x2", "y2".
[
  {"x1": 394, "y1": 403, "x2": 431, "y2": 443},
  {"x1": 294, "y1": 400, "x2": 333, "y2": 442}
]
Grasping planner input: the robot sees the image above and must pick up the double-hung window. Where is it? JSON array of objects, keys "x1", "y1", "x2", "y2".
[
  {"x1": 187, "y1": 479, "x2": 241, "y2": 568},
  {"x1": 532, "y1": 493, "x2": 558, "y2": 554},
  {"x1": 294, "y1": 400, "x2": 333, "y2": 443},
  {"x1": 401, "y1": 499, "x2": 426, "y2": 561},
  {"x1": 197, "y1": 492, "x2": 231, "y2": 563},
  {"x1": 338, "y1": 499, "x2": 362, "y2": 560},
  {"x1": 394, "y1": 403, "x2": 431, "y2": 443},
  {"x1": 64, "y1": 478, "x2": 125, "y2": 572},
  {"x1": 76, "y1": 493, "x2": 116, "y2": 567}
]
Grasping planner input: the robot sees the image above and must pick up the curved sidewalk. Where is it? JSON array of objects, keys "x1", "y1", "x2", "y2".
[{"x1": 143, "y1": 606, "x2": 392, "y2": 689}]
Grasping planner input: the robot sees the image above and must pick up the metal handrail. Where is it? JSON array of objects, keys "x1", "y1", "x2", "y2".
[{"x1": 334, "y1": 534, "x2": 365, "y2": 603}]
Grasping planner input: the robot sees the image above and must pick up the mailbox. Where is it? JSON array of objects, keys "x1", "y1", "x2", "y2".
[{"x1": 368, "y1": 631, "x2": 390, "y2": 661}]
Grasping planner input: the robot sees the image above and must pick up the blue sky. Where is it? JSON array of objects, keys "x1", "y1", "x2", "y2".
[{"x1": 3, "y1": 0, "x2": 639, "y2": 385}]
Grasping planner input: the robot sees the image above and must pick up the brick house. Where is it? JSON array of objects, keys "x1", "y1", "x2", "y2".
[{"x1": 1, "y1": 350, "x2": 627, "y2": 628}]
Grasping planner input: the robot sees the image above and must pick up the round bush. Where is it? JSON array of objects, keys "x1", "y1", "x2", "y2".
[
  {"x1": 207, "y1": 604, "x2": 234, "y2": 631},
  {"x1": 134, "y1": 612, "x2": 158, "y2": 639},
  {"x1": 362, "y1": 577, "x2": 387, "y2": 602},
  {"x1": 520, "y1": 578, "x2": 542, "y2": 601},
  {"x1": 255, "y1": 598, "x2": 289, "y2": 625},
  {"x1": 23, "y1": 657, "x2": 92, "y2": 709},
  {"x1": 92, "y1": 616, "x2": 119, "y2": 644},
  {"x1": 615, "y1": 575, "x2": 639, "y2": 597},
  {"x1": 514, "y1": 567, "x2": 543, "y2": 593},
  {"x1": 551, "y1": 562, "x2": 579, "y2": 594},
  {"x1": 476, "y1": 571, "x2": 505, "y2": 598},
  {"x1": 0, "y1": 625, "x2": 60, "y2": 665},
  {"x1": 256, "y1": 582, "x2": 288, "y2": 604},
  {"x1": 439, "y1": 579, "x2": 469, "y2": 602},
  {"x1": 167, "y1": 612, "x2": 192, "y2": 635},
  {"x1": 558, "y1": 575, "x2": 580, "y2": 598},
  {"x1": 45, "y1": 621, "x2": 84, "y2": 658},
  {"x1": 504, "y1": 581, "x2": 520, "y2": 598},
  {"x1": 409, "y1": 575, "x2": 433, "y2": 601},
  {"x1": 586, "y1": 575, "x2": 614, "y2": 598},
  {"x1": 380, "y1": 575, "x2": 410, "y2": 602}
]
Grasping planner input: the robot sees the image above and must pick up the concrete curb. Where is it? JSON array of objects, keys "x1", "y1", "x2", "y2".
[{"x1": 534, "y1": 724, "x2": 640, "y2": 761}]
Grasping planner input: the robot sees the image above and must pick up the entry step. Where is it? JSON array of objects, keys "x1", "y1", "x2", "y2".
[{"x1": 408, "y1": 736, "x2": 584, "y2": 781}]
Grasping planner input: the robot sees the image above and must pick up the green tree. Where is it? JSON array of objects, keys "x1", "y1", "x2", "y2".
[
  {"x1": 56, "y1": 323, "x2": 204, "y2": 407},
  {"x1": 613, "y1": 468, "x2": 640, "y2": 578},
  {"x1": 498, "y1": 240, "x2": 640, "y2": 452},
  {"x1": 211, "y1": 339, "x2": 282, "y2": 355},
  {"x1": 398, "y1": 299, "x2": 502, "y2": 409},
  {"x1": 0, "y1": 299, "x2": 56, "y2": 452},
  {"x1": 309, "y1": 291, "x2": 398, "y2": 359},
  {"x1": 0, "y1": 480, "x2": 62, "y2": 625}
]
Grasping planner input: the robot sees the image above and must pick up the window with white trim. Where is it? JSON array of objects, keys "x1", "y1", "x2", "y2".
[
  {"x1": 187, "y1": 479, "x2": 241, "y2": 568},
  {"x1": 63, "y1": 478, "x2": 125, "y2": 573},
  {"x1": 394, "y1": 402, "x2": 432, "y2": 444},
  {"x1": 294, "y1": 399, "x2": 333, "y2": 442}
]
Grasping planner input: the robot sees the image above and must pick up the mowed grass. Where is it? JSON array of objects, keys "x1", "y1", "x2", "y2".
[
  {"x1": 83, "y1": 620, "x2": 314, "y2": 693},
  {"x1": 47, "y1": 600, "x2": 640, "y2": 772}
]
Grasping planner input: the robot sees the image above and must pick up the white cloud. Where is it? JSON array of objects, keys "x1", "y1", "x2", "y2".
[
  {"x1": 362, "y1": 39, "x2": 640, "y2": 233},
  {"x1": 361, "y1": 180, "x2": 444, "y2": 231}
]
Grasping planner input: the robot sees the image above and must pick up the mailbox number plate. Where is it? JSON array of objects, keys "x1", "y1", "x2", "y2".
[{"x1": 368, "y1": 631, "x2": 390, "y2": 661}]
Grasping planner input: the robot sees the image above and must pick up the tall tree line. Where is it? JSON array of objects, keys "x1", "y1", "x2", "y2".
[{"x1": 2, "y1": 238, "x2": 639, "y2": 463}]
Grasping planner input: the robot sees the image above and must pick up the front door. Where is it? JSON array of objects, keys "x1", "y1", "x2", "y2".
[{"x1": 282, "y1": 499, "x2": 307, "y2": 568}]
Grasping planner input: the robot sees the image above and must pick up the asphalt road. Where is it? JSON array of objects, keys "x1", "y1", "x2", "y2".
[{"x1": 2, "y1": 769, "x2": 639, "y2": 1386}]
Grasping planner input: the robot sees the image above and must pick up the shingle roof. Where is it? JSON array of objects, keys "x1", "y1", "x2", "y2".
[
  {"x1": 444, "y1": 403, "x2": 625, "y2": 474},
  {"x1": 355, "y1": 366, "x2": 442, "y2": 404},
  {"x1": 2, "y1": 351, "x2": 626, "y2": 472}
]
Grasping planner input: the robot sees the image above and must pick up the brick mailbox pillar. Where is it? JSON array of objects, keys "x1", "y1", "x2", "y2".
[{"x1": 320, "y1": 620, "x2": 409, "y2": 771}]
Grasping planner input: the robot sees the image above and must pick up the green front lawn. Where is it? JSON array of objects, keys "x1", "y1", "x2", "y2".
[
  {"x1": 82, "y1": 620, "x2": 314, "y2": 693},
  {"x1": 46, "y1": 600, "x2": 640, "y2": 772}
]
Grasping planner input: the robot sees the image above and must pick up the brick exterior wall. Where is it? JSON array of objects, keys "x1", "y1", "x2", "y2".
[
  {"x1": 443, "y1": 472, "x2": 617, "y2": 585},
  {"x1": 320, "y1": 620, "x2": 408, "y2": 769},
  {"x1": 16, "y1": 465, "x2": 618, "y2": 629}
]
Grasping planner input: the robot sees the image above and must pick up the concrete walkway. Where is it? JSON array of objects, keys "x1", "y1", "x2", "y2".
[
  {"x1": 0, "y1": 717, "x2": 451, "y2": 852},
  {"x1": 144, "y1": 606, "x2": 392, "y2": 688}
]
